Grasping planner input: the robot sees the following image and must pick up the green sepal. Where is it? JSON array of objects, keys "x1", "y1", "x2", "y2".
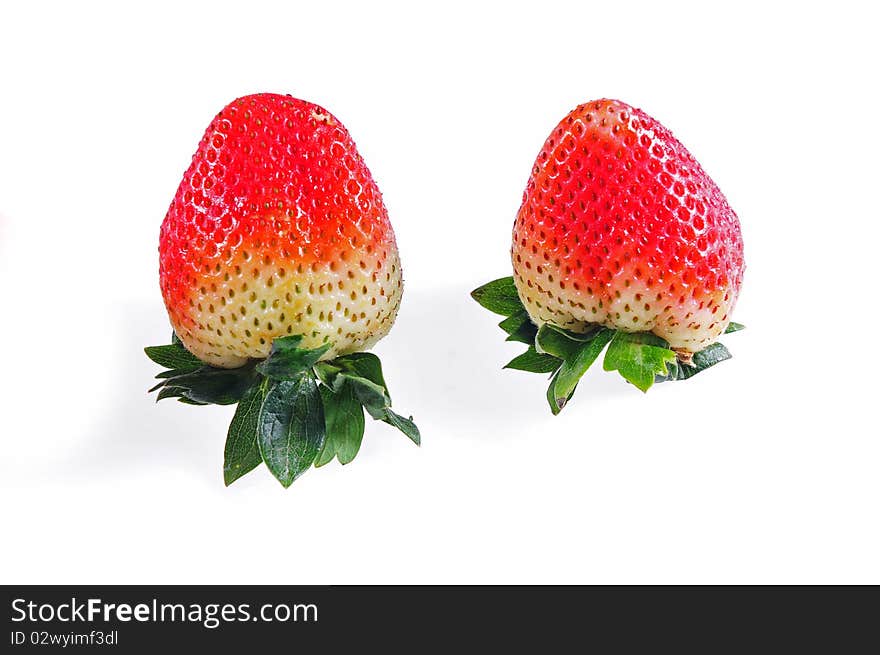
[
  {"x1": 383, "y1": 410, "x2": 421, "y2": 445},
  {"x1": 319, "y1": 352, "x2": 390, "y2": 417},
  {"x1": 332, "y1": 353, "x2": 389, "y2": 393},
  {"x1": 223, "y1": 379, "x2": 269, "y2": 486},
  {"x1": 256, "y1": 335, "x2": 332, "y2": 380},
  {"x1": 602, "y1": 331, "x2": 677, "y2": 393},
  {"x1": 176, "y1": 397, "x2": 209, "y2": 406},
  {"x1": 316, "y1": 352, "x2": 420, "y2": 446},
  {"x1": 152, "y1": 364, "x2": 259, "y2": 405},
  {"x1": 313, "y1": 434, "x2": 337, "y2": 468},
  {"x1": 473, "y1": 275, "x2": 745, "y2": 412},
  {"x1": 155, "y1": 367, "x2": 199, "y2": 379},
  {"x1": 257, "y1": 374, "x2": 326, "y2": 488},
  {"x1": 499, "y1": 310, "x2": 538, "y2": 344},
  {"x1": 155, "y1": 386, "x2": 187, "y2": 402},
  {"x1": 470, "y1": 277, "x2": 524, "y2": 316},
  {"x1": 504, "y1": 346, "x2": 562, "y2": 374},
  {"x1": 347, "y1": 376, "x2": 391, "y2": 419},
  {"x1": 546, "y1": 370, "x2": 565, "y2": 414},
  {"x1": 656, "y1": 342, "x2": 732, "y2": 383},
  {"x1": 316, "y1": 380, "x2": 366, "y2": 466},
  {"x1": 535, "y1": 324, "x2": 597, "y2": 359},
  {"x1": 547, "y1": 328, "x2": 615, "y2": 412},
  {"x1": 147, "y1": 333, "x2": 418, "y2": 485},
  {"x1": 314, "y1": 361, "x2": 341, "y2": 388},
  {"x1": 144, "y1": 342, "x2": 202, "y2": 372}
]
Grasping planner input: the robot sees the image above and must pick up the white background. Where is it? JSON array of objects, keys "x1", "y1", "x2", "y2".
[{"x1": 1, "y1": 1, "x2": 878, "y2": 584}]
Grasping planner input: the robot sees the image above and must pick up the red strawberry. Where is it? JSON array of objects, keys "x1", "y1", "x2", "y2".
[
  {"x1": 474, "y1": 99, "x2": 745, "y2": 410},
  {"x1": 160, "y1": 93, "x2": 402, "y2": 368},
  {"x1": 513, "y1": 98, "x2": 743, "y2": 353},
  {"x1": 148, "y1": 93, "x2": 418, "y2": 487}
]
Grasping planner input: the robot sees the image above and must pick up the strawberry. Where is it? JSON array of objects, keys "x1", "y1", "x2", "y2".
[
  {"x1": 473, "y1": 99, "x2": 745, "y2": 413},
  {"x1": 146, "y1": 93, "x2": 419, "y2": 487},
  {"x1": 160, "y1": 93, "x2": 401, "y2": 367}
]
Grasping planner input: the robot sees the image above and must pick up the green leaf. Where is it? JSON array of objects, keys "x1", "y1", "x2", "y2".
[
  {"x1": 331, "y1": 353, "x2": 393, "y2": 415},
  {"x1": 156, "y1": 386, "x2": 185, "y2": 401},
  {"x1": 257, "y1": 374, "x2": 325, "y2": 487},
  {"x1": 176, "y1": 397, "x2": 209, "y2": 406},
  {"x1": 657, "y1": 342, "x2": 732, "y2": 383},
  {"x1": 603, "y1": 331, "x2": 677, "y2": 393},
  {"x1": 256, "y1": 335, "x2": 332, "y2": 380},
  {"x1": 313, "y1": 436, "x2": 337, "y2": 468},
  {"x1": 498, "y1": 310, "x2": 528, "y2": 335},
  {"x1": 319, "y1": 351, "x2": 419, "y2": 449},
  {"x1": 504, "y1": 346, "x2": 562, "y2": 374},
  {"x1": 154, "y1": 364, "x2": 259, "y2": 405},
  {"x1": 552, "y1": 328, "x2": 615, "y2": 404},
  {"x1": 144, "y1": 342, "x2": 203, "y2": 372},
  {"x1": 546, "y1": 370, "x2": 565, "y2": 415},
  {"x1": 383, "y1": 410, "x2": 421, "y2": 445},
  {"x1": 725, "y1": 322, "x2": 745, "y2": 334},
  {"x1": 472, "y1": 277, "x2": 745, "y2": 409},
  {"x1": 498, "y1": 310, "x2": 538, "y2": 344},
  {"x1": 535, "y1": 324, "x2": 582, "y2": 359},
  {"x1": 541, "y1": 327, "x2": 614, "y2": 413},
  {"x1": 332, "y1": 352, "x2": 388, "y2": 390},
  {"x1": 313, "y1": 361, "x2": 342, "y2": 387},
  {"x1": 223, "y1": 379, "x2": 269, "y2": 486},
  {"x1": 155, "y1": 367, "x2": 198, "y2": 379},
  {"x1": 471, "y1": 277, "x2": 524, "y2": 316},
  {"x1": 317, "y1": 381, "x2": 366, "y2": 466}
]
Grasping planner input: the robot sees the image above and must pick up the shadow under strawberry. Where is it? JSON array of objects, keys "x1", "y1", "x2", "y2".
[{"x1": 474, "y1": 99, "x2": 746, "y2": 414}]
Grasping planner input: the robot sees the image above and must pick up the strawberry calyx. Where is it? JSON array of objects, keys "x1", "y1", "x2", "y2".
[
  {"x1": 145, "y1": 334, "x2": 420, "y2": 487},
  {"x1": 471, "y1": 277, "x2": 745, "y2": 415}
]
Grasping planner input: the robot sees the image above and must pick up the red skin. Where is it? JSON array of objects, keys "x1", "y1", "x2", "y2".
[
  {"x1": 160, "y1": 93, "x2": 394, "y2": 334},
  {"x1": 511, "y1": 99, "x2": 744, "y2": 353},
  {"x1": 159, "y1": 94, "x2": 400, "y2": 365}
]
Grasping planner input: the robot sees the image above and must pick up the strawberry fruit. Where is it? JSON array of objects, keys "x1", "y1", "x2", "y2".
[
  {"x1": 473, "y1": 99, "x2": 745, "y2": 413},
  {"x1": 146, "y1": 93, "x2": 419, "y2": 487}
]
